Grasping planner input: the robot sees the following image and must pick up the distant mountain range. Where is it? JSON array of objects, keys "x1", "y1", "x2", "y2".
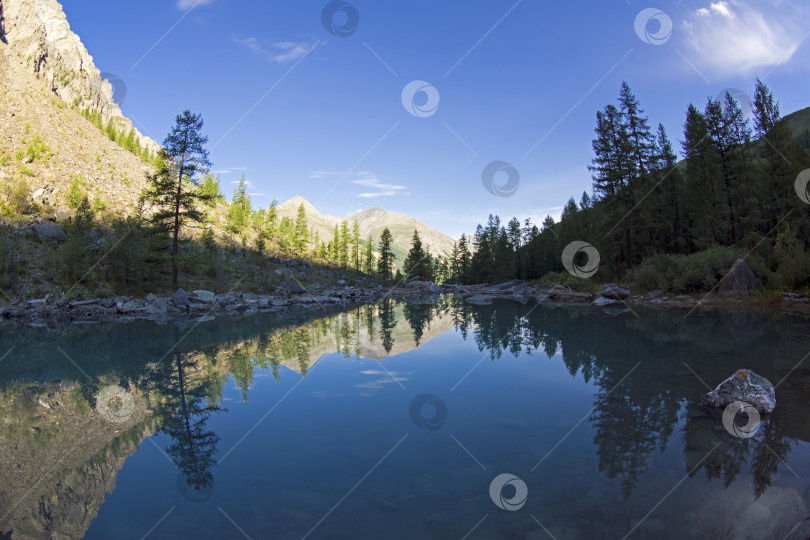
[{"x1": 276, "y1": 196, "x2": 457, "y2": 267}]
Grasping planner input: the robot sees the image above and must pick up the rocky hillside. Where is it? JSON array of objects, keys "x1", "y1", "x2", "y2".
[
  {"x1": 0, "y1": 0, "x2": 158, "y2": 155},
  {"x1": 276, "y1": 196, "x2": 457, "y2": 265},
  {"x1": 0, "y1": 4, "x2": 158, "y2": 216}
]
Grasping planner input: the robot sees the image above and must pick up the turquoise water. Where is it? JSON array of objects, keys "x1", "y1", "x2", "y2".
[{"x1": 2, "y1": 298, "x2": 810, "y2": 539}]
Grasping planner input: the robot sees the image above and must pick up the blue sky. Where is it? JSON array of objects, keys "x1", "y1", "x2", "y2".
[{"x1": 62, "y1": 0, "x2": 810, "y2": 239}]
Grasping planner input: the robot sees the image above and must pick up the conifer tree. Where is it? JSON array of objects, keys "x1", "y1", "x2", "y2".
[
  {"x1": 294, "y1": 203, "x2": 308, "y2": 254},
  {"x1": 377, "y1": 227, "x2": 395, "y2": 282},
  {"x1": 145, "y1": 110, "x2": 213, "y2": 288}
]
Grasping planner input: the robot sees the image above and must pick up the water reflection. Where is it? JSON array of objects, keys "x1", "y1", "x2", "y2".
[{"x1": 0, "y1": 298, "x2": 809, "y2": 538}]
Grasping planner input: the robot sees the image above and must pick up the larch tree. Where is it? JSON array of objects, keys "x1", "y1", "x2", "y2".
[{"x1": 146, "y1": 110, "x2": 213, "y2": 289}]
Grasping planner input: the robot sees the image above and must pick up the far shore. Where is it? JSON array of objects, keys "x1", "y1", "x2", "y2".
[{"x1": 2, "y1": 279, "x2": 809, "y2": 326}]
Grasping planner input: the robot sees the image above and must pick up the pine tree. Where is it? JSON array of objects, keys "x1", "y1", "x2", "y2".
[
  {"x1": 145, "y1": 110, "x2": 213, "y2": 288},
  {"x1": 377, "y1": 227, "x2": 395, "y2": 282}
]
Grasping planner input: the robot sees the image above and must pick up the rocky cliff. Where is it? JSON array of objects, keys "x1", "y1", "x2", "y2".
[{"x1": 0, "y1": 0, "x2": 158, "y2": 154}]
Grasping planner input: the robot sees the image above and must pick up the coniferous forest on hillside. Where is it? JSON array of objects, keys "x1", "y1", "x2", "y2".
[
  {"x1": 443, "y1": 80, "x2": 810, "y2": 293},
  {"x1": 3, "y1": 77, "x2": 810, "y2": 298}
]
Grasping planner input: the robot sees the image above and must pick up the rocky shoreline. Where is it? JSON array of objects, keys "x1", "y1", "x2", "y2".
[{"x1": 2, "y1": 278, "x2": 809, "y2": 325}]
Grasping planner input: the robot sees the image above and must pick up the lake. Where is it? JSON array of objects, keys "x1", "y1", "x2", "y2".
[{"x1": 1, "y1": 297, "x2": 809, "y2": 539}]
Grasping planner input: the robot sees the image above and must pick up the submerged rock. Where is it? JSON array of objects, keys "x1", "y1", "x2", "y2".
[
  {"x1": 703, "y1": 369, "x2": 776, "y2": 414},
  {"x1": 466, "y1": 295, "x2": 494, "y2": 305}
]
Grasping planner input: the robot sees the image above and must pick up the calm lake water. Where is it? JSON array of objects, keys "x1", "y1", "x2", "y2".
[{"x1": 1, "y1": 297, "x2": 810, "y2": 539}]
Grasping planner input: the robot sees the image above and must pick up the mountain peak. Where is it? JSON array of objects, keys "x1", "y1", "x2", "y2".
[{"x1": 274, "y1": 197, "x2": 455, "y2": 263}]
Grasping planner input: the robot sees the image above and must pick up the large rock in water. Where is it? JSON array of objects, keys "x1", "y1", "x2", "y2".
[
  {"x1": 598, "y1": 283, "x2": 630, "y2": 300},
  {"x1": 718, "y1": 259, "x2": 762, "y2": 295},
  {"x1": 703, "y1": 369, "x2": 776, "y2": 414}
]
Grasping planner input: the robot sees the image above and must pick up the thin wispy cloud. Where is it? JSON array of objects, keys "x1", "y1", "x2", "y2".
[
  {"x1": 682, "y1": 0, "x2": 806, "y2": 75},
  {"x1": 232, "y1": 37, "x2": 319, "y2": 64},
  {"x1": 352, "y1": 173, "x2": 408, "y2": 198},
  {"x1": 309, "y1": 171, "x2": 343, "y2": 179},
  {"x1": 177, "y1": 0, "x2": 214, "y2": 10}
]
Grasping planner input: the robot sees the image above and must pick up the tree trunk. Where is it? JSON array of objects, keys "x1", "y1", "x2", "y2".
[{"x1": 172, "y1": 158, "x2": 185, "y2": 290}]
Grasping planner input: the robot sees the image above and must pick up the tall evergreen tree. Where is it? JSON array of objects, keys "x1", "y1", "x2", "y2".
[
  {"x1": 362, "y1": 237, "x2": 374, "y2": 275},
  {"x1": 403, "y1": 230, "x2": 433, "y2": 281},
  {"x1": 294, "y1": 202, "x2": 308, "y2": 254},
  {"x1": 377, "y1": 227, "x2": 395, "y2": 282},
  {"x1": 227, "y1": 174, "x2": 252, "y2": 233},
  {"x1": 146, "y1": 110, "x2": 213, "y2": 288}
]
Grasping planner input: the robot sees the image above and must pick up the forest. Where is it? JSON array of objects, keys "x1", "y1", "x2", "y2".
[{"x1": 443, "y1": 80, "x2": 810, "y2": 292}]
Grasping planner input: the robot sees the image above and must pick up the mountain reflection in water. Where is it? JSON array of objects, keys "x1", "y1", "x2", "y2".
[{"x1": 0, "y1": 297, "x2": 809, "y2": 539}]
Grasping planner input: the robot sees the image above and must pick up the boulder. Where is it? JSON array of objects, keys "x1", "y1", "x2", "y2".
[
  {"x1": 277, "y1": 280, "x2": 305, "y2": 295},
  {"x1": 405, "y1": 281, "x2": 442, "y2": 294},
  {"x1": 512, "y1": 283, "x2": 532, "y2": 297},
  {"x1": 598, "y1": 283, "x2": 631, "y2": 300},
  {"x1": 593, "y1": 296, "x2": 617, "y2": 306},
  {"x1": 191, "y1": 290, "x2": 215, "y2": 302},
  {"x1": 718, "y1": 259, "x2": 762, "y2": 295},
  {"x1": 703, "y1": 369, "x2": 776, "y2": 414},
  {"x1": 32, "y1": 223, "x2": 68, "y2": 242},
  {"x1": 172, "y1": 288, "x2": 188, "y2": 308}
]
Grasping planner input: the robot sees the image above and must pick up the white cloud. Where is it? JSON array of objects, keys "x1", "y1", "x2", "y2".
[
  {"x1": 232, "y1": 37, "x2": 319, "y2": 64},
  {"x1": 352, "y1": 174, "x2": 408, "y2": 198},
  {"x1": 308, "y1": 171, "x2": 342, "y2": 179},
  {"x1": 682, "y1": 0, "x2": 806, "y2": 75},
  {"x1": 177, "y1": 0, "x2": 214, "y2": 10}
]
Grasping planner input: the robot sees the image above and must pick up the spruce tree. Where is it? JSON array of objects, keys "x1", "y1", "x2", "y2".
[
  {"x1": 403, "y1": 230, "x2": 432, "y2": 281},
  {"x1": 377, "y1": 227, "x2": 395, "y2": 282}
]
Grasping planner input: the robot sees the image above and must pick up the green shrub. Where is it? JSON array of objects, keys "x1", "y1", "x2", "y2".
[
  {"x1": 774, "y1": 224, "x2": 810, "y2": 289},
  {"x1": 67, "y1": 175, "x2": 86, "y2": 209},
  {"x1": 628, "y1": 246, "x2": 772, "y2": 293},
  {"x1": 536, "y1": 270, "x2": 598, "y2": 292},
  {"x1": 3, "y1": 179, "x2": 35, "y2": 214},
  {"x1": 58, "y1": 197, "x2": 96, "y2": 287}
]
